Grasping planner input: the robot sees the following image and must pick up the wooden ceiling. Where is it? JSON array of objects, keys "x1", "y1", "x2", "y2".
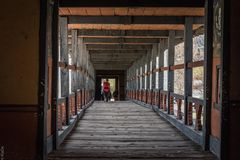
[
  {"x1": 63, "y1": 7, "x2": 204, "y2": 70},
  {"x1": 61, "y1": 7, "x2": 204, "y2": 30}
]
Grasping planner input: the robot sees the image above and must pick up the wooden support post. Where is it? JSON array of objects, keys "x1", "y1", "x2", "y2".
[
  {"x1": 202, "y1": 0, "x2": 213, "y2": 151},
  {"x1": 147, "y1": 50, "x2": 151, "y2": 90},
  {"x1": 146, "y1": 51, "x2": 151, "y2": 104},
  {"x1": 152, "y1": 44, "x2": 157, "y2": 105},
  {"x1": 152, "y1": 44, "x2": 157, "y2": 89},
  {"x1": 59, "y1": 17, "x2": 70, "y2": 125},
  {"x1": 71, "y1": 30, "x2": 77, "y2": 92},
  {"x1": 168, "y1": 31, "x2": 175, "y2": 114},
  {"x1": 184, "y1": 17, "x2": 193, "y2": 125},
  {"x1": 52, "y1": 0, "x2": 59, "y2": 150},
  {"x1": 136, "y1": 60, "x2": 140, "y2": 91},
  {"x1": 133, "y1": 63, "x2": 137, "y2": 91}
]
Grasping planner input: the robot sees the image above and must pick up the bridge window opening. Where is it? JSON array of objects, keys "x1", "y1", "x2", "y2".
[
  {"x1": 192, "y1": 67, "x2": 204, "y2": 99},
  {"x1": 172, "y1": 40, "x2": 185, "y2": 118},
  {"x1": 174, "y1": 42, "x2": 185, "y2": 95},
  {"x1": 163, "y1": 49, "x2": 168, "y2": 91},
  {"x1": 192, "y1": 35, "x2": 204, "y2": 99}
]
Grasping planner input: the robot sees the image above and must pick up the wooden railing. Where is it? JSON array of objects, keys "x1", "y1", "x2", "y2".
[
  {"x1": 152, "y1": 89, "x2": 160, "y2": 107},
  {"x1": 170, "y1": 93, "x2": 185, "y2": 120},
  {"x1": 187, "y1": 97, "x2": 204, "y2": 131},
  {"x1": 76, "y1": 90, "x2": 82, "y2": 111},
  {"x1": 57, "y1": 89, "x2": 95, "y2": 131},
  {"x1": 147, "y1": 89, "x2": 152, "y2": 105},
  {"x1": 160, "y1": 90, "x2": 168, "y2": 112},
  {"x1": 126, "y1": 89, "x2": 204, "y2": 132},
  {"x1": 57, "y1": 98, "x2": 67, "y2": 130},
  {"x1": 69, "y1": 93, "x2": 76, "y2": 118}
]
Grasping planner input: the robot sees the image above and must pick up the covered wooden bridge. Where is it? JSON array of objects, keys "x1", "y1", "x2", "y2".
[{"x1": 0, "y1": 0, "x2": 240, "y2": 160}]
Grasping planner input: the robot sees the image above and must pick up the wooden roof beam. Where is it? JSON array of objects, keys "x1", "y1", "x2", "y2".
[
  {"x1": 86, "y1": 44, "x2": 152, "y2": 50},
  {"x1": 68, "y1": 16, "x2": 204, "y2": 25},
  {"x1": 89, "y1": 50, "x2": 148, "y2": 54},
  {"x1": 78, "y1": 30, "x2": 184, "y2": 38},
  {"x1": 83, "y1": 38, "x2": 160, "y2": 44}
]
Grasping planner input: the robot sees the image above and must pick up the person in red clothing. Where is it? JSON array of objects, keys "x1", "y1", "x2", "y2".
[{"x1": 103, "y1": 79, "x2": 111, "y2": 102}]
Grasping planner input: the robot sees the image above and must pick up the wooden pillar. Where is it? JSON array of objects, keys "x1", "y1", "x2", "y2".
[
  {"x1": 203, "y1": 0, "x2": 213, "y2": 151},
  {"x1": 152, "y1": 44, "x2": 157, "y2": 89},
  {"x1": 133, "y1": 63, "x2": 137, "y2": 90},
  {"x1": 71, "y1": 30, "x2": 77, "y2": 92},
  {"x1": 136, "y1": 60, "x2": 140, "y2": 90},
  {"x1": 127, "y1": 70, "x2": 129, "y2": 90},
  {"x1": 184, "y1": 17, "x2": 193, "y2": 125},
  {"x1": 168, "y1": 31, "x2": 175, "y2": 114},
  {"x1": 147, "y1": 51, "x2": 152, "y2": 90},
  {"x1": 52, "y1": 0, "x2": 59, "y2": 150},
  {"x1": 59, "y1": 17, "x2": 70, "y2": 125},
  {"x1": 78, "y1": 37, "x2": 83, "y2": 90}
]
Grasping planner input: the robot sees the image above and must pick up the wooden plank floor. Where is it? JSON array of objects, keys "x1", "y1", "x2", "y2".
[{"x1": 48, "y1": 101, "x2": 217, "y2": 160}]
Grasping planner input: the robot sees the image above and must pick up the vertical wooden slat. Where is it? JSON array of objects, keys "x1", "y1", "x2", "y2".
[
  {"x1": 195, "y1": 104, "x2": 203, "y2": 131},
  {"x1": 169, "y1": 96, "x2": 174, "y2": 115},
  {"x1": 177, "y1": 99, "x2": 183, "y2": 120},
  {"x1": 159, "y1": 39, "x2": 165, "y2": 92},
  {"x1": 187, "y1": 102, "x2": 193, "y2": 125},
  {"x1": 71, "y1": 30, "x2": 78, "y2": 92}
]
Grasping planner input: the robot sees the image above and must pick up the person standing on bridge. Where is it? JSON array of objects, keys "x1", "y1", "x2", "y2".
[{"x1": 103, "y1": 79, "x2": 111, "y2": 102}]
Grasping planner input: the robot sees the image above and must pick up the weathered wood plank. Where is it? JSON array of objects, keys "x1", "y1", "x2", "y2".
[{"x1": 48, "y1": 101, "x2": 216, "y2": 159}]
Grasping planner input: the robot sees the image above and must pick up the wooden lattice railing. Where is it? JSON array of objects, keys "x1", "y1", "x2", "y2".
[
  {"x1": 69, "y1": 93, "x2": 76, "y2": 118},
  {"x1": 160, "y1": 90, "x2": 168, "y2": 111},
  {"x1": 57, "y1": 98, "x2": 67, "y2": 130},
  {"x1": 187, "y1": 97, "x2": 204, "y2": 131},
  {"x1": 169, "y1": 93, "x2": 185, "y2": 120},
  {"x1": 127, "y1": 89, "x2": 203, "y2": 132},
  {"x1": 147, "y1": 89, "x2": 152, "y2": 105},
  {"x1": 76, "y1": 90, "x2": 82, "y2": 111}
]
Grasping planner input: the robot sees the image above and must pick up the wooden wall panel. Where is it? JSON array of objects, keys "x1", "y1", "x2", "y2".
[
  {"x1": 0, "y1": 0, "x2": 40, "y2": 104},
  {"x1": 229, "y1": 0, "x2": 240, "y2": 159},
  {"x1": 0, "y1": 0, "x2": 41, "y2": 159},
  {"x1": 0, "y1": 107, "x2": 38, "y2": 159}
]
